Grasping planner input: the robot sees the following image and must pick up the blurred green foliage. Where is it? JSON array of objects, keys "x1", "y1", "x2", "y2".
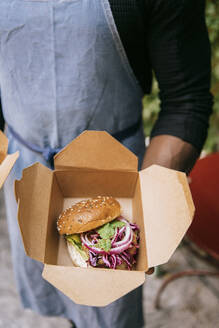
[{"x1": 143, "y1": 0, "x2": 219, "y2": 153}]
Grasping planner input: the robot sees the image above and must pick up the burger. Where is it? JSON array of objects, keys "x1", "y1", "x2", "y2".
[{"x1": 57, "y1": 196, "x2": 140, "y2": 270}]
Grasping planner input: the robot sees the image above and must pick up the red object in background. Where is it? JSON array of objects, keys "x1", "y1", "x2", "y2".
[{"x1": 187, "y1": 152, "x2": 219, "y2": 260}]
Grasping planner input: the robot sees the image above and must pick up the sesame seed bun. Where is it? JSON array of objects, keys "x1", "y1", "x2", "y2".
[{"x1": 57, "y1": 196, "x2": 121, "y2": 235}]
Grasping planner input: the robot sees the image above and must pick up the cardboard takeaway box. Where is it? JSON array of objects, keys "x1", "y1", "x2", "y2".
[
  {"x1": 0, "y1": 130, "x2": 19, "y2": 189},
  {"x1": 15, "y1": 131, "x2": 194, "y2": 307}
]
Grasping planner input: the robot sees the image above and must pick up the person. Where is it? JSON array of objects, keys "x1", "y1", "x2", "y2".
[{"x1": 0, "y1": 0, "x2": 212, "y2": 327}]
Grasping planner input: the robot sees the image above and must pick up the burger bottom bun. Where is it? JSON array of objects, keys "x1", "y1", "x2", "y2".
[{"x1": 67, "y1": 241, "x2": 89, "y2": 268}]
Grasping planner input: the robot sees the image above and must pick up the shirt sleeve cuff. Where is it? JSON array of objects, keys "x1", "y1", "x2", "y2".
[{"x1": 150, "y1": 116, "x2": 209, "y2": 154}]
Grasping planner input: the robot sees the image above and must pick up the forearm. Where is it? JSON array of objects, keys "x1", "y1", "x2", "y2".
[{"x1": 141, "y1": 135, "x2": 199, "y2": 174}]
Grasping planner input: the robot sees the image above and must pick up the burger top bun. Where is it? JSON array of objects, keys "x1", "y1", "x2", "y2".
[{"x1": 57, "y1": 196, "x2": 121, "y2": 235}]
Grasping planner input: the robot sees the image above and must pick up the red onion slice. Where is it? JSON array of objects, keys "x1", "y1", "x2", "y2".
[
  {"x1": 102, "y1": 255, "x2": 111, "y2": 267},
  {"x1": 89, "y1": 252, "x2": 97, "y2": 267},
  {"x1": 90, "y1": 233, "x2": 99, "y2": 238},
  {"x1": 118, "y1": 226, "x2": 126, "y2": 240},
  {"x1": 118, "y1": 217, "x2": 129, "y2": 224},
  {"x1": 111, "y1": 227, "x2": 119, "y2": 245},
  {"x1": 120, "y1": 254, "x2": 131, "y2": 269},
  {"x1": 116, "y1": 255, "x2": 123, "y2": 266},
  {"x1": 112, "y1": 225, "x2": 133, "y2": 248},
  {"x1": 81, "y1": 235, "x2": 106, "y2": 254},
  {"x1": 111, "y1": 254, "x2": 117, "y2": 269},
  {"x1": 80, "y1": 217, "x2": 139, "y2": 269},
  {"x1": 109, "y1": 237, "x2": 133, "y2": 254},
  {"x1": 83, "y1": 233, "x2": 92, "y2": 245},
  {"x1": 123, "y1": 251, "x2": 131, "y2": 260},
  {"x1": 130, "y1": 223, "x2": 140, "y2": 231}
]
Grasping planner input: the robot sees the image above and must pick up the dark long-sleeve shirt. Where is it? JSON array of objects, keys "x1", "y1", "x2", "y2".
[
  {"x1": 0, "y1": 0, "x2": 213, "y2": 153},
  {"x1": 110, "y1": 0, "x2": 213, "y2": 153}
]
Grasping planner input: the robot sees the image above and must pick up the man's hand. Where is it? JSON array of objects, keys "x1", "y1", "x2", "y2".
[
  {"x1": 142, "y1": 135, "x2": 199, "y2": 174},
  {"x1": 146, "y1": 268, "x2": 155, "y2": 275}
]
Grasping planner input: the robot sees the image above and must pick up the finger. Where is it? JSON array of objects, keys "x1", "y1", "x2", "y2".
[
  {"x1": 146, "y1": 267, "x2": 154, "y2": 275},
  {"x1": 187, "y1": 176, "x2": 192, "y2": 184}
]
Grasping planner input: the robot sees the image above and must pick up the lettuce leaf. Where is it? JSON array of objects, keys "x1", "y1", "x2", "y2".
[
  {"x1": 66, "y1": 235, "x2": 88, "y2": 260},
  {"x1": 95, "y1": 238, "x2": 111, "y2": 252},
  {"x1": 97, "y1": 220, "x2": 126, "y2": 239},
  {"x1": 66, "y1": 220, "x2": 126, "y2": 255},
  {"x1": 97, "y1": 223, "x2": 114, "y2": 239},
  {"x1": 96, "y1": 220, "x2": 126, "y2": 251},
  {"x1": 68, "y1": 234, "x2": 81, "y2": 245},
  {"x1": 110, "y1": 220, "x2": 126, "y2": 229}
]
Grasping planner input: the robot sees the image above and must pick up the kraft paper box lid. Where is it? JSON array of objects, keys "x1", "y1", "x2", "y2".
[
  {"x1": 15, "y1": 131, "x2": 194, "y2": 306},
  {"x1": 53, "y1": 130, "x2": 138, "y2": 171},
  {"x1": 0, "y1": 131, "x2": 19, "y2": 189}
]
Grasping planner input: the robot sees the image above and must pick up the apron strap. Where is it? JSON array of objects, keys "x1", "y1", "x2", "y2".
[
  {"x1": 112, "y1": 117, "x2": 142, "y2": 142},
  {"x1": 7, "y1": 117, "x2": 142, "y2": 167},
  {"x1": 7, "y1": 124, "x2": 62, "y2": 167}
]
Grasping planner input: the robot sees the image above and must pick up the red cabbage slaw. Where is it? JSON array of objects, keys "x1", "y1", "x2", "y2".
[{"x1": 81, "y1": 217, "x2": 140, "y2": 270}]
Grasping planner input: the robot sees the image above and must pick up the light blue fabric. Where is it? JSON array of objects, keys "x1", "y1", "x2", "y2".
[{"x1": 1, "y1": 1, "x2": 146, "y2": 327}]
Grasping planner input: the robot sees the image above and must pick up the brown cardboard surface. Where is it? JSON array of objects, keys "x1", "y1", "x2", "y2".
[
  {"x1": 133, "y1": 177, "x2": 148, "y2": 271},
  {"x1": 16, "y1": 131, "x2": 195, "y2": 306},
  {"x1": 139, "y1": 165, "x2": 194, "y2": 268},
  {"x1": 15, "y1": 163, "x2": 53, "y2": 262},
  {"x1": 54, "y1": 193, "x2": 147, "y2": 307},
  {"x1": 0, "y1": 131, "x2": 19, "y2": 189},
  {"x1": 177, "y1": 171, "x2": 195, "y2": 219},
  {"x1": 57, "y1": 235, "x2": 73, "y2": 266},
  {"x1": 55, "y1": 170, "x2": 138, "y2": 198},
  {"x1": 42, "y1": 265, "x2": 145, "y2": 307},
  {"x1": 44, "y1": 174, "x2": 64, "y2": 264},
  {"x1": 54, "y1": 130, "x2": 138, "y2": 171},
  {"x1": 0, "y1": 130, "x2": 8, "y2": 164},
  {"x1": 0, "y1": 152, "x2": 19, "y2": 189}
]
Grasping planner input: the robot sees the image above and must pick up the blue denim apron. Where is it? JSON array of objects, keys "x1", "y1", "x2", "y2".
[{"x1": 1, "y1": 1, "x2": 146, "y2": 327}]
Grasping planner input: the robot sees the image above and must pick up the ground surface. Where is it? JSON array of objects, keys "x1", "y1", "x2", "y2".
[{"x1": 0, "y1": 189, "x2": 219, "y2": 328}]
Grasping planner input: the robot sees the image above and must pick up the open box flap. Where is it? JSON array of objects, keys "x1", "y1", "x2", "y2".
[
  {"x1": 0, "y1": 131, "x2": 19, "y2": 189},
  {"x1": 54, "y1": 130, "x2": 138, "y2": 171},
  {"x1": 139, "y1": 165, "x2": 195, "y2": 268},
  {"x1": 15, "y1": 163, "x2": 53, "y2": 262},
  {"x1": 42, "y1": 265, "x2": 145, "y2": 307},
  {"x1": 0, "y1": 152, "x2": 19, "y2": 189},
  {"x1": 0, "y1": 130, "x2": 8, "y2": 161}
]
